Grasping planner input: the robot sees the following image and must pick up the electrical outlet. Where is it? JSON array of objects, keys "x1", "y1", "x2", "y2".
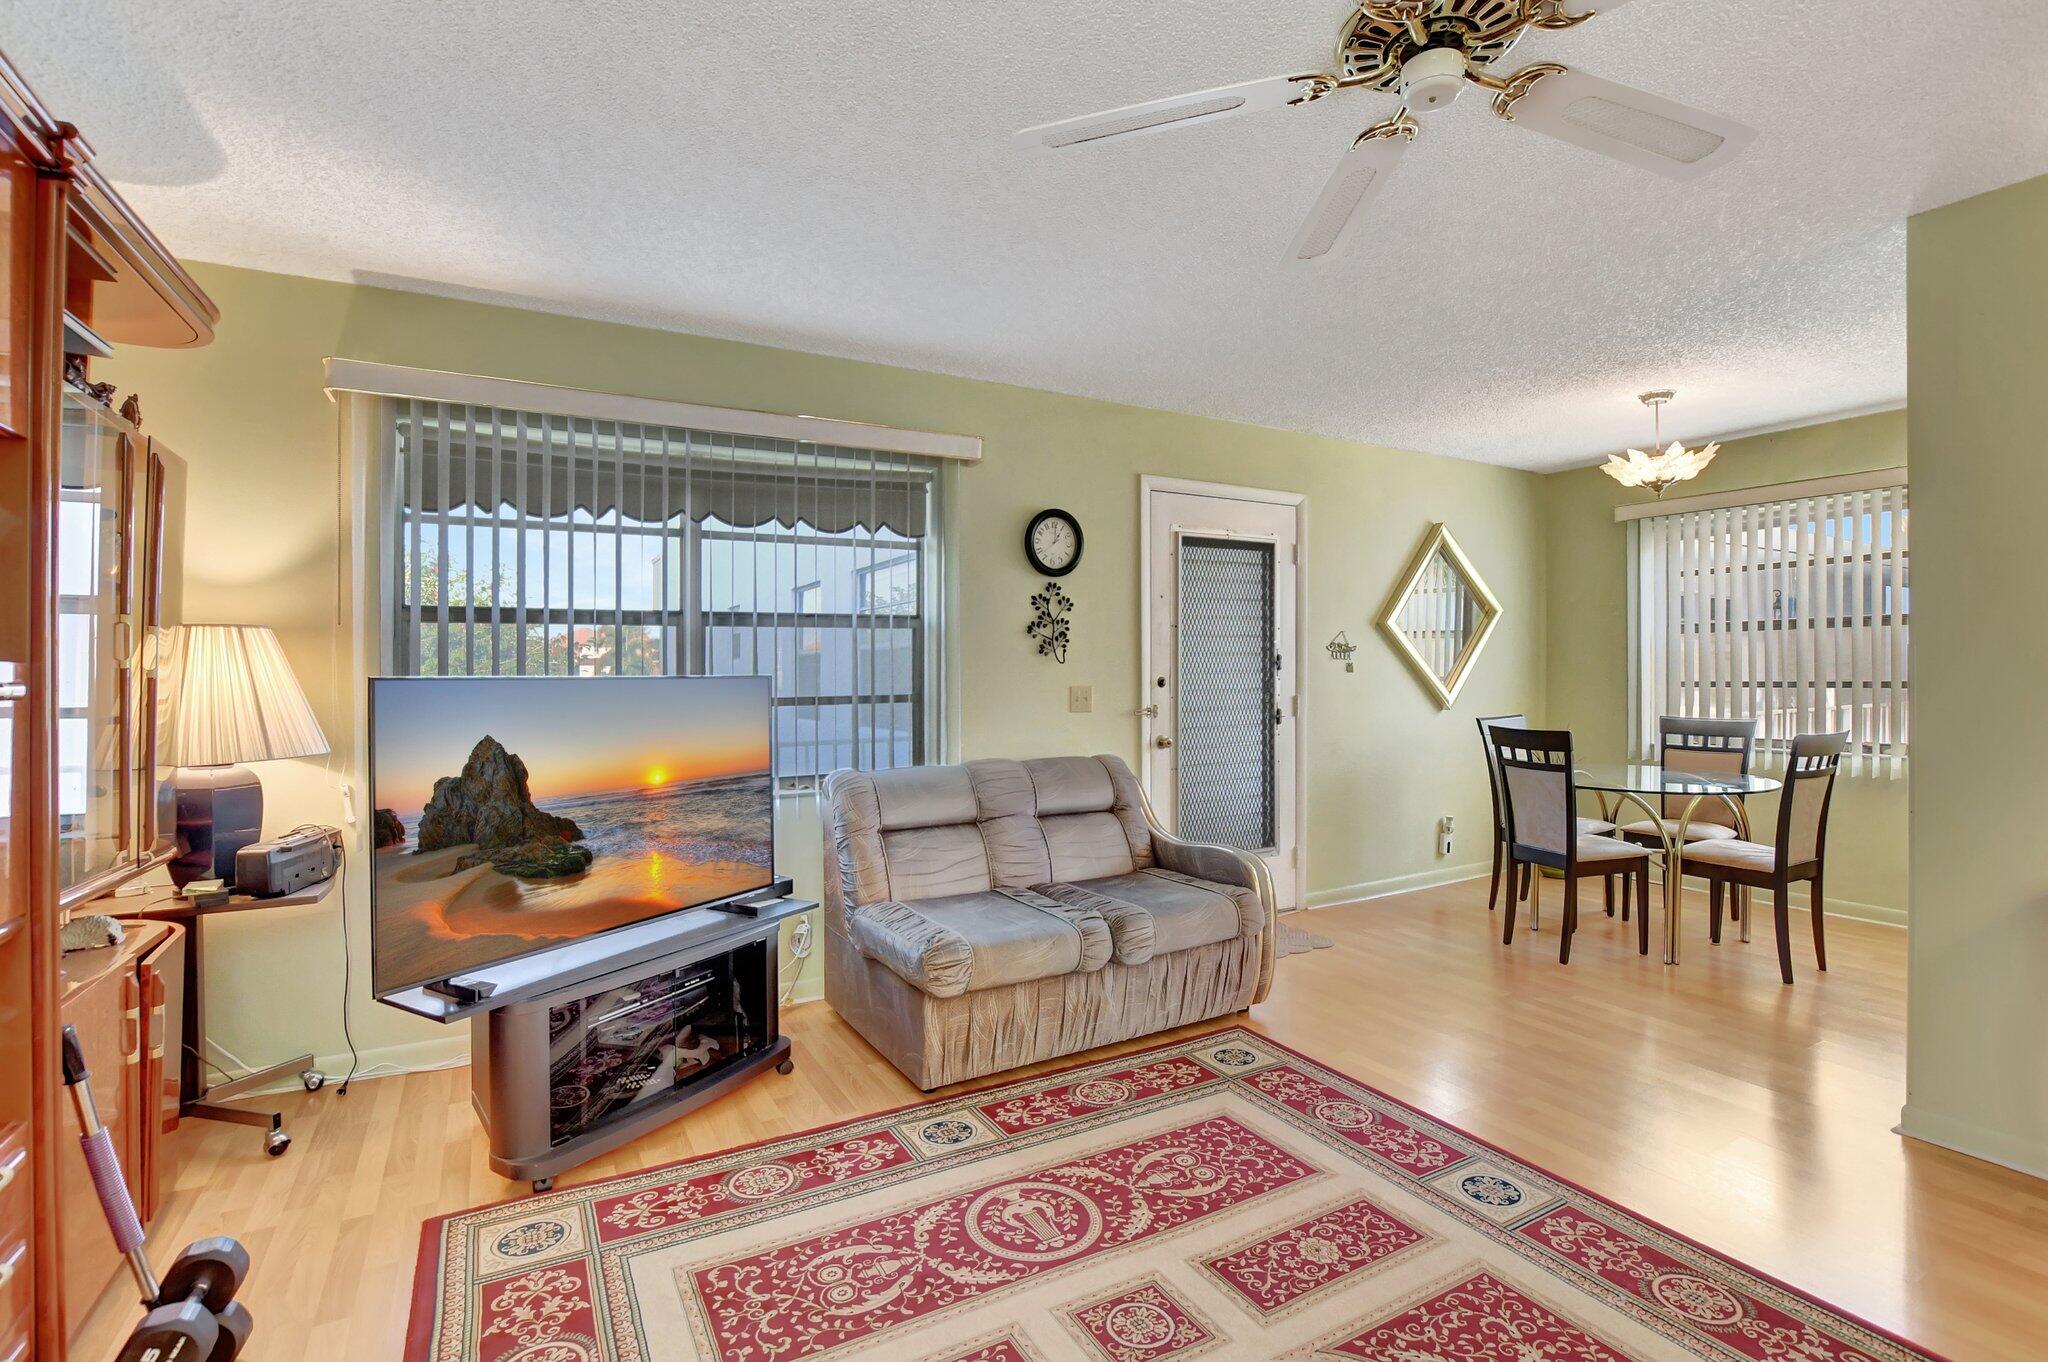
[
  {"x1": 1439, "y1": 815, "x2": 1455, "y2": 857},
  {"x1": 790, "y1": 915, "x2": 813, "y2": 954},
  {"x1": 1068, "y1": 684, "x2": 1094, "y2": 714}
]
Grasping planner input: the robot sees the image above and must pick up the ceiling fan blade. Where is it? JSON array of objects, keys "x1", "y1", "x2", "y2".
[
  {"x1": 1498, "y1": 67, "x2": 1754, "y2": 180},
  {"x1": 1288, "y1": 124, "x2": 1413, "y2": 263},
  {"x1": 1014, "y1": 73, "x2": 1321, "y2": 154}
]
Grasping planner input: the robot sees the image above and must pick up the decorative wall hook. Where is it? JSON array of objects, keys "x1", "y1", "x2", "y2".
[
  {"x1": 1327, "y1": 631, "x2": 1358, "y2": 672},
  {"x1": 1026, "y1": 582, "x2": 1073, "y2": 664}
]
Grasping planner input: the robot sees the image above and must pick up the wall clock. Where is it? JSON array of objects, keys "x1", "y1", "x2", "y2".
[{"x1": 1025, "y1": 509, "x2": 1083, "y2": 577}]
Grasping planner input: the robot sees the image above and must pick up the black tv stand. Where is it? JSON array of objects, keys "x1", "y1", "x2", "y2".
[{"x1": 380, "y1": 896, "x2": 814, "y2": 1190}]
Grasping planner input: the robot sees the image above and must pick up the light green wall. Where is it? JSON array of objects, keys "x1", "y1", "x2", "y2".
[
  {"x1": 1541, "y1": 411, "x2": 1911, "y2": 922},
  {"x1": 101, "y1": 263, "x2": 1550, "y2": 1079},
  {"x1": 1901, "y1": 172, "x2": 2048, "y2": 1177}
]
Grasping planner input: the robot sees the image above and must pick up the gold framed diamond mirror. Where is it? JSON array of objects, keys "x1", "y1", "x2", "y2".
[{"x1": 1378, "y1": 523, "x2": 1502, "y2": 709}]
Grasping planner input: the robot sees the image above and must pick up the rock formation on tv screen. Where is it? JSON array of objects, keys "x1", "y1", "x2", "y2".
[{"x1": 416, "y1": 735, "x2": 587, "y2": 874}]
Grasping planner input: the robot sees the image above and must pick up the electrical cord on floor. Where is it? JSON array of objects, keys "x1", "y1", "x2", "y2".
[
  {"x1": 333, "y1": 848, "x2": 360, "y2": 1095},
  {"x1": 778, "y1": 917, "x2": 815, "y2": 1007},
  {"x1": 285, "y1": 822, "x2": 361, "y2": 1097}
]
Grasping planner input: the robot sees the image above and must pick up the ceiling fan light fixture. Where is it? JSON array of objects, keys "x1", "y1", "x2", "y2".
[
  {"x1": 1400, "y1": 47, "x2": 1469, "y2": 113},
  {"x1": 1600, "y1": 390, "x2": 1720, "y2": 496}
]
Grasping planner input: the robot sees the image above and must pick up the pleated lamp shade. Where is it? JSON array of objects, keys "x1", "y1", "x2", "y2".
[{"x1": 162, "y1": 624, "x2": 330, "y2": 768}]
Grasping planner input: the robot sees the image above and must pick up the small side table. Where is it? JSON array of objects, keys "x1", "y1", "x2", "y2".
[{"x1": 109, "y1": 876, "x2": 338, "y2": 1156}]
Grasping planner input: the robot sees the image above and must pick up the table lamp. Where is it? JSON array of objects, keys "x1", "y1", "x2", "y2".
[{"x1": 161, "y1": 624, "x2": 330, "y2": 887}]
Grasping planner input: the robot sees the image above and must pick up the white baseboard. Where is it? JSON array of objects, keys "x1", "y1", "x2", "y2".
[
  {"x1": 1897, "y1": 1103, "x2": 2048, "y2": 1182},
  {"x1": 1301, "y1": 863, "x2": 1906, "y2": 929},
  {"x1": 212, "y1": 1031, "x2": 474, "y2": 1097},
  {"x1": 1639, "y1": 875, "x2": 1907, "y2": 929},
  {"x1": 1303, "y1": 862, "x2": 1489, "y2": 910}
]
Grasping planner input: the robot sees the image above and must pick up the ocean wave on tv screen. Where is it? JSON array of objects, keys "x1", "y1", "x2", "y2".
[{"x1": 536, "y1": 772, "x2": 773, "y2": 866}]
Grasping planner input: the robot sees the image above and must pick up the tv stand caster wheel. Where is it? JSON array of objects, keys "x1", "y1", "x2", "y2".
[
  {"x1": 265, "y1": 1130, "x2": 291, "y2": 1157},
  {"x1": 302, "y1": 1070, "x2": 325, "y2": 1092},
  {"x1": 532, "y1": 1177, "x2": 554, "y2": 1194},
  {"x1": 776, "y1": 1057, "x2": 794, "y2": 1075}
]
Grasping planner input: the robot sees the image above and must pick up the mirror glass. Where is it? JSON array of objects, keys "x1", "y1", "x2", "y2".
[{"x1": 1394, "y1": 546, "x2": 1482, "y2": 685}]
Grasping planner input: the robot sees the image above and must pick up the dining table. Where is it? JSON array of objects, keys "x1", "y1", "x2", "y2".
[{"x1": 1573, "y1": 763, "x2": 1784, "y2": 966}]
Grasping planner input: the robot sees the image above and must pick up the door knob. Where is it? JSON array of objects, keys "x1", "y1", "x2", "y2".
[{"x1": 1154, "y1": 736, "x2": 1174, "y2": 749}]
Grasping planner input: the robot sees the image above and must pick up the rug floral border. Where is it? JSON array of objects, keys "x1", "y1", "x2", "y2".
[{"x1": 408, "y1": 1024, "x2": 1946, "y2": 1362}]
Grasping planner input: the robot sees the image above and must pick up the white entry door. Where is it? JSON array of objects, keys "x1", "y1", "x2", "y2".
[{"x1": 1143, "y1": 481, "x2": 1302, "y2": 909}]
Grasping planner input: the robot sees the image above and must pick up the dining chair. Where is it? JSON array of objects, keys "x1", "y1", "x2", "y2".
[
  {"x1": 1676, "y1": 732, "x2": 1850, "y2": 985},
  {"x1": 1477, "y1": 715, "x2": 1616, "y2": 914},
  {"x1": 1617, "y1": 715, "x2": 1761, "y2": 847},
  {"x1": 1491, "y1": 727, "x2": 1651, "y2": 963}
]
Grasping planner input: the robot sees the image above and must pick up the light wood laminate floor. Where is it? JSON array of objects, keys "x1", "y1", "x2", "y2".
[{"x1": 73, "y1": 880, "x2": 2048, "y2": 1360}]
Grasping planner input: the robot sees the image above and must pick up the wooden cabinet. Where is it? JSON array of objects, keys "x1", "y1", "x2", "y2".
[
  {"x1": 54, "y1": 919, "x2": 181, "y2": 1342},
  {"x1": 53, "y1": 394, "x2": 182, "y2": 907},
  {"x1": 1, "y1": 42, "x2": 216, "y2": 1359}
]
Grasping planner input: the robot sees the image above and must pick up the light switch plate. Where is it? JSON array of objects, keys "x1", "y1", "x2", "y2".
[{"x1": 1068, "y1": 684, "x2": 1094, "y2": 714}]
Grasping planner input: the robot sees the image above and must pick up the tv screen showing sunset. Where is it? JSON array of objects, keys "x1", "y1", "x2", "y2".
[{"x1": 368, "y1": 675, "x2": 774, "y2": 996}]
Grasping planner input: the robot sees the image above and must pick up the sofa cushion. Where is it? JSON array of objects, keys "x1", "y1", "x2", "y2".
[
  {"x1": 1042, "y1": 811, "x2": 1139, "y2": 882},
  {"x1": 1065, "y1": 869, "x2": 1245, "y2": 957},
  {"x1": 879, "y1": 823, "x2": 992, "y2": 901},
  {"x1": 847, "y1": 888, "x2": 1112, "y2": 998},
  {"x1": 1031, "y1": 881, "x2": 1157, "y2": 966}
]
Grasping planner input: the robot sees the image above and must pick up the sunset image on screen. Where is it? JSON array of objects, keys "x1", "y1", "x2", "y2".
[{"x1": 368, "y1": 675, "x2": 774, "y2": 995}]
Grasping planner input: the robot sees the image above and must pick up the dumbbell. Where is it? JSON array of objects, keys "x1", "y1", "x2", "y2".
[
  {"x1": 125, "y1": 1239, "x2": 253, "y2": 1362},
  {"x1": 62, "y1": 1025, "x2": 256, "y2": 1361}
]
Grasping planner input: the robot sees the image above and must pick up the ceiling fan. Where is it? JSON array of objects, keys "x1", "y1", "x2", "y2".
[{"x1": 1013, "y1": 0, "x2": 1756, "y2": 263}]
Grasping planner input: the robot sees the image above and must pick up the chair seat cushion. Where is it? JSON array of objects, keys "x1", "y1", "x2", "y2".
[
  {"x1": 1576, "y1": 816, "x2": 1617, "y2": 836},
  {"x1": 1576, "y1": 834, "x2": 1652, "y2": 864},
  {"x1": 1679, "y1": 838, "x2": 1777, "y2": 872},
  {"x1": 847, "y1": 888, "x2": 1112, "y2": 998},
  {"x1": 1065, "y1": 868, "x2": 1247, "y2": 959},
  {"x1": 1618, "y1": 818, "x2": 1739, "y2": 843}
]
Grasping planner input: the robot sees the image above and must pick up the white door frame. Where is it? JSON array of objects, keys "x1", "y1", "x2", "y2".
[{"x1": 1138, "y1": 476, "x2": 1308, "y2": 909}]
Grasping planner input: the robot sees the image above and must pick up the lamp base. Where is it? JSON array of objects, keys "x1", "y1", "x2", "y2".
[{"x1": 171, "y1": 765, "x2": 264, "y2": 888}]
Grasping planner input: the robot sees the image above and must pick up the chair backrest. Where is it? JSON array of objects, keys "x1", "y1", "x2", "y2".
[
  {"x1": 1491, "y1": 726, "x2": 1575, "y2": 861},
  {"x1": 1658, "y1": 715, "x2": 1760, "y2": 825},
  {"x1": 1475, "y1": 714, "x2": 1528, "y2": 836},
  {"x1": 1773, "y1": 732, "x2": 1849, "y2": 869}
]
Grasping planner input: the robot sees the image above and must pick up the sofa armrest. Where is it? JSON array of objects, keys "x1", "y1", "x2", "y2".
[
  {"x1": 1150, "y1": 827, "x2": 1278, "y2": 1006},
  {"x1": 846, "y1": 900, "x2": 975, "y2": 999}
]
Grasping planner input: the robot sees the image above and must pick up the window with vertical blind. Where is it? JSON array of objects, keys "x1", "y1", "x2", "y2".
[
  {"x1": 381, "y1": 397, "x2": 944, "y2": 787},
  {"x1": 1631, "y1": 481, "x2": 1909, "y2": 774}
]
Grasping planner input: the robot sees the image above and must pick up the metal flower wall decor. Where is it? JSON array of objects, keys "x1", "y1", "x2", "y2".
[{"x1": 1027, "y1": 581, "x2": 1073, "y2": 664}]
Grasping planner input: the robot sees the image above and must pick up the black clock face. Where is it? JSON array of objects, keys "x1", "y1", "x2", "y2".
[{"x1": 1025, "y1": 509, "x2": 1083, "y2": 577}]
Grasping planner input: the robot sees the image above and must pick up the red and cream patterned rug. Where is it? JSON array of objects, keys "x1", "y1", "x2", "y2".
[{"x1": 408, "y1": 1027, "x2": 1940, "y2": 1362}]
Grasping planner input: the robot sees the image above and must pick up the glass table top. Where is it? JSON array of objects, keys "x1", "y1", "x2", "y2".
[{"x1": 1572, "y1": 763, "x2": 1782, "y2": 797}]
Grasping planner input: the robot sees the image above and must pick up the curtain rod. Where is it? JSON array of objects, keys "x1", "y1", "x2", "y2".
[{"x1": 322, "y1": 357, "x2": 983, "y2": 463}]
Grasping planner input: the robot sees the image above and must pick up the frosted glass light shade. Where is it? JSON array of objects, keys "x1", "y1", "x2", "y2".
[{"x1": 162, "y1": 624, "x2": 330, "y2": 767}]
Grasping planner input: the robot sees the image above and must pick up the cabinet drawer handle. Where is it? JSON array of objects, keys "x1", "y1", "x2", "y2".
[
  {"x1": 0, "y1": 1240, "x2": 24, "y2": 1292},
  {"x1": 0, "y1": 1147, "x2": 23, "y2": 1195}
]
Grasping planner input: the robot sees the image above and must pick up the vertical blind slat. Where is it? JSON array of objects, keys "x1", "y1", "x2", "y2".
[{"x1": 1634, "y1": 482, "x2": 1907, "y2": 775}]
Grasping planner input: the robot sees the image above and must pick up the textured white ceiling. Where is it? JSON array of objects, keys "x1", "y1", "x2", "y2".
[{"x1": 10, "y1": 1, "x2": 2048, "y2": 469}]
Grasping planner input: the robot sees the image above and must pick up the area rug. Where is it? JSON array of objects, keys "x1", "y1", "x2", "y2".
[
  {"x1": 1276, "y1": 919, "x2": 1334, "y2": 957},
  {"x1": 408, "y1": 1027, "x2": 1940, "y2": 1362}
]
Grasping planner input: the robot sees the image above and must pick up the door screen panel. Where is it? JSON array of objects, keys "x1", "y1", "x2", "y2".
[{"x1": 1175, "y1": 537, "x2": 1275, "y2": 851}]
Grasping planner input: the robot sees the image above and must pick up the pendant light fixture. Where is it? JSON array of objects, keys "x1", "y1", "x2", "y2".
[{"x1": 1600, "y1": 389, "x2": 1720, "y2": 496}]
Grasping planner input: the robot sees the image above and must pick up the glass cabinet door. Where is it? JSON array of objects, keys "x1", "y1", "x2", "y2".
[{"x1": 57, "y1": 391, "x2": 135, "y2": 897}]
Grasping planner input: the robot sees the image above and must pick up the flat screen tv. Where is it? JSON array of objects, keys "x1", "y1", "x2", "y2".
[{"x1": 367, "y1": 675, "x2": 775, "y2": 997}]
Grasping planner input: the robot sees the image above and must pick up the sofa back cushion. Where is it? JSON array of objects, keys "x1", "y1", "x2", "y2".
[{"x1": 832, "y1": 754, "x2": 1155, "y2": 905}]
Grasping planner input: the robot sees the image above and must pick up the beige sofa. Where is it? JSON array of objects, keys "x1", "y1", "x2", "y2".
[{"x1": 820, "y1": 754, "x2": 1275, "y2": 1090}]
